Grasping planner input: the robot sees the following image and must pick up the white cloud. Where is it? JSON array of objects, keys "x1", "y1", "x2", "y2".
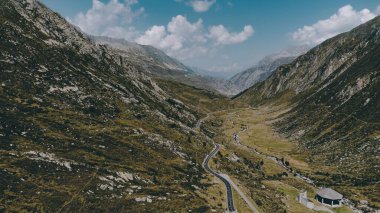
[
  {"x1": 208, "y1": 25, "x2": 254, "y2": 45},
  {"x1": 70, "y1": 0, "x2": 254, "y2": 61},
  {"x1": 189, "y1": 0, "x2": 216, "y2": 12},
  {"x1": 136, "y1": 25, "x2": 167, "y2": 46},
  {"x1": 71, "y1": 0, "x2": 144, "y2": 40},
  {"x1": 136, "y1": 15, "x2": 254, "y2": 59},
  {"x1": 136, "y1": 15, "x2": 205, "y2": 54},
  {"x1": 292, "y1": 5, "x2": 376, "y2": 45}
]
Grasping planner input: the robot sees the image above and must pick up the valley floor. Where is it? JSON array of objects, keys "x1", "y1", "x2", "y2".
[{"x1": 201, "y1": 105, "x2": 361, "y2": 213}]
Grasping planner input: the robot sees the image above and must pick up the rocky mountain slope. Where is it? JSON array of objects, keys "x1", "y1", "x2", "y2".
[
  {"x1": 0, "y1": 0, "x2": 232, "y2": 211},
  {"x1": 229, "y1": 46, "x2": 308, "y2": 92},
  {"x1": 93, "y1": 36, "x2": 193, "y2": 76},
  {"x1": 237, "y1": 16, "x2": 380, "y2": 185}
]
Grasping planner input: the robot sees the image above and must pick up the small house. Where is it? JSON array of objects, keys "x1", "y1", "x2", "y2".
[{"x1": 315, "y1": 188, "x2": 343, "y2": 207}]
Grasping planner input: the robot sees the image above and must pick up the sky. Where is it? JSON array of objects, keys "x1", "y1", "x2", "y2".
[{"x1": 41, "y1": 0, "x2": 380, "y2": 77}]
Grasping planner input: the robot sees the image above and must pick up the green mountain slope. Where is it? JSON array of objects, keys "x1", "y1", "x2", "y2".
[{"x1": 236, "y1": 16, "x2": 380, "y2": 196}]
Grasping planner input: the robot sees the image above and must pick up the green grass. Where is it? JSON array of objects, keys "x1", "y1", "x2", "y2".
[{"x1": 205, "y1": 106, "x2": 363, "y2": 212}]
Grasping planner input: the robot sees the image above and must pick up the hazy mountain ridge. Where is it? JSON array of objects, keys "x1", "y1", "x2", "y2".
[
  {"x1": 237, "y1": 16, "x2": 380, "y2": 180},
  {"x1": 93, "y1": 36, "x2": 243, "y2": 96},
  {"x1": 190, "y1": 66, "x2": 237, "y2": 79},
  {"x1": 93, "y1": 36, "x2": 193, "y2": 75},
  {"x1": 229, "y1": 45, "x2": 309, "y2": 92},
  {"x1": 229, "y1": 56, "x2": 296, "y2": 92}
]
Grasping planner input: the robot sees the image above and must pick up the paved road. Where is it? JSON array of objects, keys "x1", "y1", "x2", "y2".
[
  {"x1": 203, "y1": 144, "x2": 236, "y2": 213},
  {"x1": 220, "y1": 174, "x2": 260, "y2": 213}
]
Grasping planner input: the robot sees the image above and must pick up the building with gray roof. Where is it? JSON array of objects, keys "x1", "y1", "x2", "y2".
[{"x1": 315, "y1": 188, "x2": 343, "y2": 207}]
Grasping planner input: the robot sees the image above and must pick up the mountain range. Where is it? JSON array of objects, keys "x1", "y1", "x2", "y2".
[
  {"x1": 92, "y1": 36, "x2": 242, "y2": 96},
  {"x1": 93, "y1": 36, "x2": 307, "y2": 96},
  {"x1": 1, "y1": 0, "x2": 379, "y2": 212},
  {"x1": 91, "y1": 36, "x2": 308, "y2": 97}
]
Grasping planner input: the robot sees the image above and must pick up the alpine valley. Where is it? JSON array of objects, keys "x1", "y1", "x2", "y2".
[{"x1": 0, "y1": 0, "x2": 379, "y2": 213}]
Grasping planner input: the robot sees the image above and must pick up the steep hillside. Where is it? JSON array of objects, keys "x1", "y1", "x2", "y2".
[
  {"x1": 230, "y1": 46, "x2": 308, "y2": 92},
  {"x1": 0, "y1": 0, "x2": 228, "y2": 211},
  {"x1": 237, "y1": 16, "x2": 380, "y2": 182}
]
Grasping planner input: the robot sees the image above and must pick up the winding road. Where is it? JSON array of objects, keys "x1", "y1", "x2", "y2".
[
  {"x1": 203, "y1": 144, "x2": 236, "y2": 213},
  {"x1": 197, "y1": 111, "x2": 260, "y2": 213}
]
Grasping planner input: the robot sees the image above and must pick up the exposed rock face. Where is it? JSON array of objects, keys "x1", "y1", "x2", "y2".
[
  {"x1": 229, "y1": 46, "x2": 309, "y2": 93},
  {"x1": 0, "y1": 0, "x2": 214, "y2": 211},
  {"x1": 237, "y1": 16, "x2": 380, "y2": 179}
]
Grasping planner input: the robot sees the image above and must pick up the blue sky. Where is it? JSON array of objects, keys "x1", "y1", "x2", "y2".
[{"x1": 41, "y1": 0, "x2": 380, "y2": 77}]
